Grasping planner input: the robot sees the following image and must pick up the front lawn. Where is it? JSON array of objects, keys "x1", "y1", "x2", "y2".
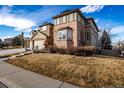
[{"x1": 6, "y1": 53, "x2": 124, "y2": 88}]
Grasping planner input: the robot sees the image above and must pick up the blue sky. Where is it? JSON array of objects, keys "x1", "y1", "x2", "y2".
[{"x1": 0, "y1": 5, "x2": 124, "y2": 43}]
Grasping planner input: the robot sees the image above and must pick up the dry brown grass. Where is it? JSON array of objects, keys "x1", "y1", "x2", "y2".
[{"x1": 6, "y1": 53, "x2": 124, "y2": 88}]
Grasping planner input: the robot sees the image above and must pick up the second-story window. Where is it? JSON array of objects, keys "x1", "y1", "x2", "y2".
[
  {"x1": 42, "y1": 26, "x2": 47, "y2": 31},
  {"x1": 70, "y1": 13, "x2": 73, "y2": 21},
  {"x1": 66, "y1": 15, "x2": 70, "y2": 22},
  {"x1": 77, "y1": 14, "x2": 84, "y2": 25},
  {"x1": 60, "y1": 17, "x2": 63, "y2": 24},
  {"x1": 55, "y1": 13, "x2": 78, "y2": 25},
  {"x1": 77, "y1": 14, "x2": 80, "y2": 22},
  {"x1": 74, "y1": 12, "x2": 77, "y2": 20},
  {"x1": 63, "y1": 16, "x2": 66, "y2": 23},
  {"x1": 56, "y1": 18, "x2": 60, "y2": 25},
  {"x1": 85, "y1": 32, "x2": 90, "y2": 41}
]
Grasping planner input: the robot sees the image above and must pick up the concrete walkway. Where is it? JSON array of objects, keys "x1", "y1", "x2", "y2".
[{"x1": 0, "y1": 60, "x2": 78, "y2": 88}]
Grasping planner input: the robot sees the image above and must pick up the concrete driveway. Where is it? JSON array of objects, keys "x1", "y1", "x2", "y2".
[{"x1": 0, "y1": 48, "x2": 25, "y2": 56}]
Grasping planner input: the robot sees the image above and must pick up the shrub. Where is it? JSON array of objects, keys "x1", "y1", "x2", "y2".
[
  {"x1": 74, "y1": 47, "x2": 85, "y2": 56},
  {"x1": 57, "y1": 48, "x2": 66, "y2": 54},
  {"x1": 48, "y1": 45, "x2": 58, "y2": 53},
  {"x1": 65, "y1": 47, "x2": 76, "y2": 55},
  {"x1": 95, "y1": 48, "x2": 102, "y2": 55},
  {"x1": 67, "y1": 46, "x2": 96, "y2": 56},
  {"x1": 33, "y1": 48, "x2": 48, "y2": 53},
  {"x1": 83, "y1": 46, "x2": 96, "y2": 56}
]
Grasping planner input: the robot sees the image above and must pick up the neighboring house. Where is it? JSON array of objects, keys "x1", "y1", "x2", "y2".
[
  {"x1": 28, "y1": 8, "x2": 99, "y2": 50},
  {"x1": 4, "y1": 38, "x2": 14, "y2": 46},
  {"x1": 29, "y1": 22, "x2": 54, "y2": 50},
  {"x1": 0, "y1": 38, "x2": 2, "y2": 44},
  {"x1": 0, "y1": 39, "x2": 3, "y2": 48},
  {"x1": 0, "y1": 38, "x2": 2, "y2": 42}
]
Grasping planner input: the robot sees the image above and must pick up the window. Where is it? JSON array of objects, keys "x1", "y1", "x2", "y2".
[
  {"x1": 94, "y1": 36, "x2": 96, "y2": 43},
  {"x1": 66, "y1": 15, "x2": 70, "y2": 22},
  {"x1": 74, "y1": 12, "x2": 77, "y2": 20},
  {"x1": 80, "y1": 17, "x2": 84, "y2": 25},
  {"x1": 58, "y1": 30, "x2": 67, "y2": 40},
  {"x1": 60, "y1": 17, "x2": 63, "y2": 24},
  {"x1": 85, "y1": 32, "x2": 90, "y2": 41},
  {"x1": 67, "y1": 30, "x2": 72, "y2": 40},
  {"x1": 77, "y1": 14, "x2": 80, "y2": 22},
  {"x1": 56, "y1": 18, "x2": 60, "y2": 25},
  {"x1": 77, "y1": 13, "x2": 84, "y2": 25},
  {"x1": 63, "y1": 16, "x2": 66, "y2": 23},
  {"x1": 42, "y1": 26, "x2": 47, "y2": 31},
  {"x1": 70, "y1": 14, "x2": 73, "y2": 21},
  {"x1": 58, "y1": 29, "x2": 72, "y2": 40},
  {"x1": 78, "y1": 31, "x2": 81, "y2": 40}
]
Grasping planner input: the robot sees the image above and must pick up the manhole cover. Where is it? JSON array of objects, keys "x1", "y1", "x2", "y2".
[{"x1": 0, "y1": 82, "x2": 7, "y2": 88}]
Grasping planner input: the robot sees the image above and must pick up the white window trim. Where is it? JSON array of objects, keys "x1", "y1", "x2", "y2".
[
  {"x1": 67, "y1": 30, "x2": 73, "y2": 40},
  {"x1": 56, "y1": 18, "x2": 60, "y2": 25},
  {"x1": 58, "y1": 30, "x2": 67, "y2": 40},
  {"x1": 63, "y1": 16, "x2": 66, "y2": 23},
  {"x1": 58, "y1": 29, "x2": 72, "y2": 40}
]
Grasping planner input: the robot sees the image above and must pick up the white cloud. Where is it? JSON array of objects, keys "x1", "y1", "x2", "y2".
[
  {"x1": 110, "y1": 26, "x2": 124, "y2": 43},
  {"x1": 80, "y1": 5, "x2": 104, "y2": 13},
  {"x1": 0, "y1": 16, "x2": 35, "y2": 32},
  {"x1": 110, "y1": 26, "x2": 124, "y2": 34},
  {"x1": 0, "y1": 6, "x2": 36, "y2": 32},
  {"x1": 0, "y1": 6, "x2": 60, "y2": 32}
]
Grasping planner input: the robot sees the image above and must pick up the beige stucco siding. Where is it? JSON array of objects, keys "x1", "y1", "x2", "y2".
[
  {"x1": 34, "y1": 40, "x2": 45, "y2": 50},
  {"x1": 30, "y1": 41, "x2": 33, "y2": 50},
  {"x1": 32, "y1": 32, "x2": 46, "y2": 40},
  {"x1": 30, "y1": 32, "x2": 46, "y2": 50}
]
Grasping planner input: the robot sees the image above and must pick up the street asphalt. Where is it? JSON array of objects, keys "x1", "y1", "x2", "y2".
[{"x1": 0, "y1": 48, "x2": 25, "y2": 56}]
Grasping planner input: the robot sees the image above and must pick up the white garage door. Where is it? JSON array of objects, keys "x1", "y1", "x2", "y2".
[{"x1": 34, "y1": 40, "x2": 45, "y2": 50}]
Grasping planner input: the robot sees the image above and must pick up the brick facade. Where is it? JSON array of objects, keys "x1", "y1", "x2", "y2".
[
  {"x1": 53, "y1": 21, "x2": 78, "y2": 48},
  {"x1": 28, "y1": 8, "x2": 99, "y2": 50}
]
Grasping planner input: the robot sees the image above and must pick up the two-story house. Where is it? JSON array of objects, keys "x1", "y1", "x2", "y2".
[
  {"x1": 52, "y1": 9, "x2": 99, "y2": 48},
  {"x1": 28, "y1": 8, "x2": 99, "y2": 50},
  {"x1": 29, "y1": 22, "x2": 54, "y2": 50}
]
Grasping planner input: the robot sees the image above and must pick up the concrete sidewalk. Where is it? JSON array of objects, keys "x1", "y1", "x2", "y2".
[{"x1": 0, "y1": 60, "x2": 78, "y2": 88}]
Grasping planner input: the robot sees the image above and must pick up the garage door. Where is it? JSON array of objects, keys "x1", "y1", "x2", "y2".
[{"x1": 34, "y1": 40, "x2": 45, "y2": 50}]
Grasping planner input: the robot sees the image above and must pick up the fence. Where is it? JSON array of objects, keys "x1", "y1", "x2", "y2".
[{"x1": 101, "y1": 49, "x2": 117, "y2": 56}]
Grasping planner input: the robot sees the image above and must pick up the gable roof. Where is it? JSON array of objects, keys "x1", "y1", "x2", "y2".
[
  {"x1": 52, "y1": 8, "x2": 86, "y2": 20},
  {"x1": 30, "y1": 30, "x2": 48, "y2": 40}
]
